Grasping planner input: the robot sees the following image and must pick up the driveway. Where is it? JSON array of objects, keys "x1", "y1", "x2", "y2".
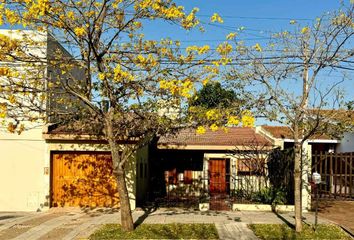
[
  {"x1": 0, "y1": 208, "x2": 332, "y2": 240},
  {"x1": 317, "y1": 200, "x2": 354, "y2": 234}
]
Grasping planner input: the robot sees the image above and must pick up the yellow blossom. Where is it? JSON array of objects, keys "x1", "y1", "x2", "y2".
[
  {"x1": 206, "y1": 109, "x2": 220, "y2": 120},
  {"x1": 67, "y1": 11, "x2": 75, "y2": 20},
  {"x1": 301, "y1": 26, "x2": 310, "y2": 34},
  {"x1": 9, "y1": 95, "x2": 16, "y2": 104},
  {"x1": 289, "y1": 20, "x2": 297, "y2": 24},
  {"x1": 226, "y1": 32, "x2": 237, "y2": 40},
  {"x1": 241, "y1": 110, "x2": 255, "y2": 127},
  {"x1": 181, "y1": 7, "x2": 199, "y2": 29},
  {"x1": 198, "y1": 45, "x2": 210, "y2": 54},
  {"x1": 210, "y1": 124, "x2": 218, "y2": 132},
  {"x1": 17, "y1": 124, "x2": 25, "y2": 134},
  {"x1": 210, "y1": 13, "x2": 223, "y2": 23},
  {"x1": 5, "y1": 9, "x2": 19, "y2": 25},
  {"x1": 98, "y1": 73, "x2": 105, "y2": 80},
  {"x1": 204, "y1": 66, "x2": 219, "y2": 74},
  {"x1": 159, "y1": 80, "x2": 168, "y2": 89},
  {"x1": 186, "y1": 45, "x2": 210, "y2": 55},
  {"x1": 133, "y1": 21, "x2": 142, "y2": 29},
  {"x1": 0, "y1": 67, "x2": 10, "y2": 76},
  {"x1": 196, "y1": 126, "x2": 206, "y2": 134},
  {"x1": 253, "y1": 43, "x2": 262, "y2": 52},
  {"x1": 114, "y1": 65, "x2": 134, "y2": 82},
  {"x1": 202, "y1": 79, "x2": 209, "y2": 86},
  {"x1": 227, "y1": 116, "x2": 240, "y2": 126},
  {"x1": 0, "y1": 103, "x2": 6, "y2": 118},
  {"x1": 74, "y1": 27, "x2": 86, "y2": 37},
  {"x1": 7, "y1": 122, "x2": 16, "y2": 133},
  {"x1": 216, "y1": 42, "x2": 233, "y2": 55}
]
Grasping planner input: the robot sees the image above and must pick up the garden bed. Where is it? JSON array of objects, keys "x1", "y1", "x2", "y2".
[
  {"x1": 232, "y1": 203, "x2": 295, "y2": 212},
  {"x1": 89, "y1": 223, "x2": 218, "y2": 239},
  {"x1": 249, "y1": 224, "x2": 351, "y2": 240}
]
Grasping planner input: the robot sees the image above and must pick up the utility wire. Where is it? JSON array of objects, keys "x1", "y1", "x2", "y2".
[{"x1": 196, "y1": 14, "x2": 314, "y2": 21}]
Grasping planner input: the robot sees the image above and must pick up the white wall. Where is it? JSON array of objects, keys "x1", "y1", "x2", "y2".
[
  {"x1": 0, "y1": 127, "x2": 47, "y2": 211},
  {"x1": 336, "y1": 132, "x2": 354, "y2": 153}
]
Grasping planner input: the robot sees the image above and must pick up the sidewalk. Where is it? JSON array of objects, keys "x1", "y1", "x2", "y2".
[{"x1": 0, "y1": 208, "x2": 332, "y2": 240}]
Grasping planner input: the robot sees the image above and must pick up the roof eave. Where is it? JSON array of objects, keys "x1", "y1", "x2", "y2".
[
  {"x1": 157, "y1": 144, "x2": 275, "y2": 151},
  {"x1": 282, "y1": 138, "x2": 340, "y2": 143}
]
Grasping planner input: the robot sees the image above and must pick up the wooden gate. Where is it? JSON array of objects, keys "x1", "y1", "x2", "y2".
[
  {"x1": 208, "y1": 158, "x2": 231, "y2": 210},
  {"x1": 51, "y1": 152, "x2": 120, "y2": 207},
  {"x1": 209, "y1": 158, "x2": 229, "y2": 194},
  {"x1": 312, "y1": 152, "x2": 353, "y2": 199}
]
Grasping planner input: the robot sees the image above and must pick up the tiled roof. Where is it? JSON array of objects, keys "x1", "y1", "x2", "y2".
[
  {"x1": 262, "y1": 125, "x2": 335, "y2": 140},
  {"x1": 158, "y1": 127, "x2": 272, "y2": 147},
  {"x1": 308, "y1": 109, "x2": 354, "y2": 121}
]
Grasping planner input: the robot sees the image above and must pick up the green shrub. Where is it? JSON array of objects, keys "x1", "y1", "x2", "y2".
[{"x1": 251, "y1": 187, "x2": 287, "y2": 205}]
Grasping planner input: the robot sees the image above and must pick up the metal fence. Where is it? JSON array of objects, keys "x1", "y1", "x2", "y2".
[{"x1": 312, "y1": 152, "x2": 354, "y2": 199}]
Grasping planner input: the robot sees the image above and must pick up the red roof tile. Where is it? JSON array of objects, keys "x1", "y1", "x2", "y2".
[
  {"x1": 262, "y1": 125, "x2": 335, "y2": 140},
  {"x1": 158, "y1": 127, "x2": 272, "y2": 147}
]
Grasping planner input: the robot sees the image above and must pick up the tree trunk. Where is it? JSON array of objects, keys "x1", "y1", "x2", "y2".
[
  {"x1": 116, "y1": 168, "x2": 134, "y2": 231},
  {"x1": 105, "y1": 114, "x2": 134, "y2": 232},
  {"x1": 294, "y1": 140, "x2": 303, "y2": 232}
]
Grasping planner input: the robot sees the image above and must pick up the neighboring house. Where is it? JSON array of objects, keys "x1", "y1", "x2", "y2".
[
  {"x1": 259, "y1": 125, "x2": 340, "y2": 153},
  {"x1": 259, "y1": 125, "x2": 354, "y2": 200},
  {"x1": 0, "y1": 30, "x2": 64, "y2": 211},
  {"x1": 260, "y1": 125, "x2": 354, "y2": 153},
  {"x1": 0, "y1": 30, "x2": 136, "y2": 212}
]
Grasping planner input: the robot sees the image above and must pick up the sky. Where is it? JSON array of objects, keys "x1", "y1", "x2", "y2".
[
  {"x1": 143, "y1": 0, "x2": 346, "y2": 47},
  {"x1": 140, "y1": 0, "x2": 353, "y2": 125}
]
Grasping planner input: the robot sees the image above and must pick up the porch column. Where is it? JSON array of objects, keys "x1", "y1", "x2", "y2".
[
  {"x1": 301, "y1": 141, "x2": 311, "y2": 212},
  {"x1": 203, "y1": 155, "x2": 209, "y2": 192}
]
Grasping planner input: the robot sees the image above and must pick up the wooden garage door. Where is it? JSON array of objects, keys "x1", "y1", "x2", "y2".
[{"x1": 51, "y1": 152, "x2": 119, "y2": 208}]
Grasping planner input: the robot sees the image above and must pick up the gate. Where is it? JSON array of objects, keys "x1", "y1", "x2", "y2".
[
  {"x1": 312, "y1": 152, "x2": 354, "y2": 199},
  {"x1": 209, "y1": 158, "x2": 231, "y2": 210}
]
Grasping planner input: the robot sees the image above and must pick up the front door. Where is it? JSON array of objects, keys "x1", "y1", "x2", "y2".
[{"x1": 209, "y1": 158, "x2": 227, "y2": 194}]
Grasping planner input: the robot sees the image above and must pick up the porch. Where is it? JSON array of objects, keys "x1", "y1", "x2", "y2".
[
  {"x1": 149, "y1": 150, "x2": 271, "y2": 210},
  {"x1": 150, "y1": 127, "x2": 293, "y2": 210}
]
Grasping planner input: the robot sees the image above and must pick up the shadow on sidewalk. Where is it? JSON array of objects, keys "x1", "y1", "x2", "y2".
[
  {"x1": 274, "y1": 211, "x2": 295, "y2": 229},
  {"x1": 134, "y1": 206, "x2": 158, "y2": 228}
]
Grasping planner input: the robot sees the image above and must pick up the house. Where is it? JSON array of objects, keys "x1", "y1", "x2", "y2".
[
  {"x1": 0, "y1": 30, "x2": 123, "y2": 211},
  {"x1": 1, "y1": 30, "x2": 350, "y2": 212},
  {"x1": 259, "y1": 125, "x2": 340, "y2": 153},
  {"x1": 0, "y1": 30, "x2": 67, "y2": 211},
  {"x1": 259, "y1": 125, "x2": 354, "y2": 199},
  {"x1": 148, "y1": 127, "x2": 280, "y2": 210}
]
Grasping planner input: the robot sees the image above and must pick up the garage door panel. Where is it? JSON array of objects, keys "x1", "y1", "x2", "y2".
[{"x1": 52, "y1": 152, "x2": 120, "y2": 208}]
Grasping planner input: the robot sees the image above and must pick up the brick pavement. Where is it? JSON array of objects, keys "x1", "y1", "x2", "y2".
[{"x1": 0, "y1": 208, "x2": 333, "y2": 240}]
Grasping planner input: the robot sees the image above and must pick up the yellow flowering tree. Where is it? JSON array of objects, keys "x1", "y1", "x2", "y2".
[
  {"x1": 0, "y1": 0, "x2": 222, "y2": 231},
  {"x1": 188, "y1": 81, "x2": 253, "y2": 132},
  {"x1": 225, "y1": 5, "x2": 354, "y2": 232}
]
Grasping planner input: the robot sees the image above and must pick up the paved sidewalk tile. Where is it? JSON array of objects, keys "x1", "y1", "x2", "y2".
[
  {"x1": 63, "y1": 213, "x2": 118, "y2": 240},
  {"x1": 13, "y1": 213, "x2": 84, "y2": 240},
  {"x1": 216, "y1": 222, "x2": 259, "y2": 240},
  {"x1": 0, "y1": 208, "x2": 335, "y2": 240},
  {"x1": 0, "y1": 212, "x2": 45, "y2": 232}
]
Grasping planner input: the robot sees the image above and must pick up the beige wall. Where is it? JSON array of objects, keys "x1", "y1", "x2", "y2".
[{"x1": 0, "y1": 127, "x2": 47, "y2": 211}]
